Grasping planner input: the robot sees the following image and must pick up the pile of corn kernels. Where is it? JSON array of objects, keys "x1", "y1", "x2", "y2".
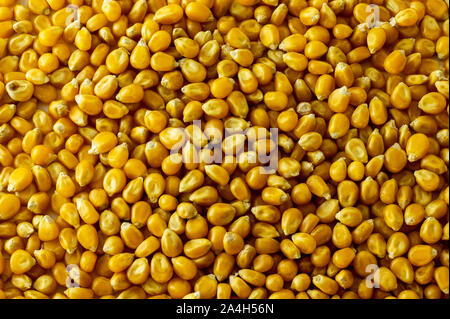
[{"x1": 0, "y1": 0, "x2": 449, "y2": 299}]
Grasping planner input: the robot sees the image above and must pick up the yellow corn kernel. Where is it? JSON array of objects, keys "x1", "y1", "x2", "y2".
[
  {"x1": 77, "y1": 224, "x2": 99, "y2": 252},
  {"x1": 102, "y1": 0, "x2": 122, "y2": 22},
  {"x1": 384, "y1": 50, "x2": 407, "y2": 74},
  {"x1": 5, "y1": 80, "x2": 34, "y2": 102},
  {"x1": 129, "y1": 39, "x2": 151, "y2": 70},
  {"x1": 408, "y1": 245, "x2": 437, "y2": 267},
  {"x1": 7, "y1": 166, "x2": 33, "y2": 192},
  {"x1": 10, "y1": 249, "x2": 36, "y2": 274},
  {"x1": 154, "y1": 4, "x2": 183, "y2": 24},
  {"x1": 55, "y1": 173, "x2": 76, "y2": 198}
]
